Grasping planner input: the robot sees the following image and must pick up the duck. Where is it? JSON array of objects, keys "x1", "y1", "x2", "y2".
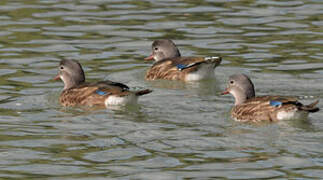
[
  {"x1": 222, "y1": 74, "x2": 319, "y2": 122},
  {"x1": 53, "y1": 59, "x2": 152, "y2": 107},
  {"x1": 144, "y1": 39, "x2": 222, "y2": 81}
]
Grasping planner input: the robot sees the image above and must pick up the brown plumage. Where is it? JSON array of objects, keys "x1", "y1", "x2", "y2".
[
  {"x1": 145, "y1": 39, "x2": 221, "y2": 81},
  {"x1": 54, "y1": 59, "x2": 152, "y2": 107},
  {"x1": 146, "y1": 57, "x2": 221, "y2": 81},
  {"x1": 223, "y1": 74, "x2": 319, "y2": 122},
  {"x1": 231, "y1": 96, "x2": 319, "y2": 122}
]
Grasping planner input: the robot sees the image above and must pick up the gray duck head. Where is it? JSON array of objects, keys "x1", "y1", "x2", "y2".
[
  {"x1": 54, "y1": 59, "x2": 85, "y2": 90},
  {"x1": 222, "y1": 74, "x2": 255, "y2": 105},
  {"x1": 145, "y1": 39, "x2": 181, "y2": 62}
]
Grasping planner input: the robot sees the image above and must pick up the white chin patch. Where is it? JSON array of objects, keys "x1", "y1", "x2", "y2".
[
  {"x1": 185, "y1": 63, "x2": 215, "y2": 81},
  {"x1": 104, "y1": 94, "x2": 138, "y2": 107}
]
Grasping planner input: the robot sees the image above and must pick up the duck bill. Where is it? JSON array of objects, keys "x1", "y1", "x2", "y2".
[
  {"x1": 53, "y1": 74, "x2": 61, "y2": 81},
  {"x1": 144, "y1": 54, "x2": 154, "y2": 61},
  {"x1": 221, "y1": 89, "x2": 229, "y2": 95}
]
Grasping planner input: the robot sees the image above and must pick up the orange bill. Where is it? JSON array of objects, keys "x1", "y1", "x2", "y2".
[
  {"x1": 53, "y1": 74, "x2": 60, "y2": 80},
  {"x1": 221, "y1": 89, "x2": 229, "y2": 95},
  {"x1": 144, "y1": 54, "x2": 154, "y2": 61}
]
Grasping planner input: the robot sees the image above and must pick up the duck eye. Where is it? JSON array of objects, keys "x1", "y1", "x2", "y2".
[
  {"x1": 60, "y1": 66, "x2": 64, "y2": 70},
  {"x1": 154, "y1": 47, "x2": 158, "y2": 51},
  {"x1": 230, "y1": 80, "x2": 234, "y2": 84}
]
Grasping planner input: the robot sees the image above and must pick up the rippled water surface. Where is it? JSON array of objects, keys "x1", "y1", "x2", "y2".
[{"x1": 0, "y1": 0, "x2": 322, "y2": 179}]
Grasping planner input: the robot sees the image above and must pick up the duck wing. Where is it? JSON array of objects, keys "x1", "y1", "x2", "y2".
[
  {"x1": 231, "y1": 96, "x2": 306, "y2": 122},
  {"x1": 60, "y1": 81, "x2": 128, "y2": 107},
  {"x1": 146, "y1": 56, "x2": 221, "y2": 80},
  {"x1": 60, "y1": 81, "x2": 151, "y2": 107},
  {"x1": 87, "y1": 80, "x2": 129, "y2": 90}
]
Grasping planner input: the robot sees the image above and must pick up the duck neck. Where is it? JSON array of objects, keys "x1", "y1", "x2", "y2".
[
  {"x1": 232, "y1": 89, "x2": 254, "y2": 106},
  {"x1": 62, "y1": 75, "x2": 84, "y2": 90},
  {"x1": 234, "y1": 92, "x2": 247, "y2": 106}
]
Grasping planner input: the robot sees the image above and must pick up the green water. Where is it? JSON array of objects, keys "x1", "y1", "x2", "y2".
[{"x1": 0, "y1": 0, "x2": 322, "y2": 179}]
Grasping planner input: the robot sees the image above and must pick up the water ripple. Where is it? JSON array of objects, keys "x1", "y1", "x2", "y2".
[{"x1": 0, "y1": 0, "x2": 322, "y2": 179}]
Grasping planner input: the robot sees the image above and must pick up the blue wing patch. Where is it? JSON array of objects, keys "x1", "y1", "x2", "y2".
[
  {"x1": 270, "y1": 100, "x2": 282, "y2": 107},
  {"x1": 96, "y1": 90, "x2": 108, "y2": 96},
  {"x1": 176, "y1": 64, "x2": 187, "y2": 71}
]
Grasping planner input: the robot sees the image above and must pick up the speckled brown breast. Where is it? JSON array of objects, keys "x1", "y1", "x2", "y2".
[{"x1": 60, "y1": 86, "x2": 108, "y2": 107}]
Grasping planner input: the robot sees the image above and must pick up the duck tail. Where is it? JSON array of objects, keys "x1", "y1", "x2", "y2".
[
  {"x1": 135, "y1": 89, "x2": 153, "y2": 96},
  {"x1": 300, "y1": 100, "x2": 320, "y2": 113},
  {"x1": 204, "y1": 56, "x2": 222, "y2": 65},
  {"x1": 200, "y1": 56, "x2": 222, "y2": 69},
  {"x1": 177, "y1": 56, "x2": 222, "y2": 71}
]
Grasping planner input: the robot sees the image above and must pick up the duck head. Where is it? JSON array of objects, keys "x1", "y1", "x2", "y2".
[
  {"x1": 54, "y1": 59, "x2": 85, "y2": 90},
  {"x1": 222, "y1": 74, "x2": 255, "y2": 105},
  {"x1": 145, "y1": 39, "x2": 181, "y2": 62}
]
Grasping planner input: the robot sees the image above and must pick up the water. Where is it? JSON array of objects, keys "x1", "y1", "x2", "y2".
[{"x1": 0, "y1": 0, "x2": 322, "y2": 179}]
